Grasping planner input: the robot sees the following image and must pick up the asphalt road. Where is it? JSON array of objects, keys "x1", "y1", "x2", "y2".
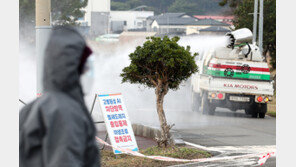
[
  {"x1": 173, "y1": 108, "x2": 276, "y2": 147},
  {"x1": 169, "y1": 108, "x2": 276, "y2": 167},
  {"x1": 129, "y1": 106, "x2": 276, "y2": 166}
]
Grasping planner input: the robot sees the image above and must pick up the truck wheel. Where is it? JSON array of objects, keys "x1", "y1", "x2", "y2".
[
  {"x1": 251, "y1": 104, "x2": 259, "y2": 118},
  {"x1": 245, "y1": 109, "x2": 250, "y2": 115},
  {"x1": 248, "y1": 103, "x2": 267, "y2": 118},
  {"x1": 246, "y1": 104, "x2": 258, "y2": 118},
  {"x1": 258, "y1": 113, "x2": 265, "y2": 118},
  {"x1": 258, "y1": 104, "x2": 267, "y2": 118},
  {"x1": 191, "y1": 89, "x2": 200, "y2": 112},
  {"x1": 251, "y1": 111, "x2": 258, "y2": 118},
  {"x1": 245, "y1": 105, "x2": 253, "y2": 115},
  {"x1": 196, "y1": 93, "x2": 201, "y2": 111},
  {"x1": 201, "y1": 93, "x2": 215, "y2": 115}
]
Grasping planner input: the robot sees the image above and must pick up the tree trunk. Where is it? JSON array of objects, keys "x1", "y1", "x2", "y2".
[{"x1": 155, "y1": 82, "x2": 171, "y2": 147}]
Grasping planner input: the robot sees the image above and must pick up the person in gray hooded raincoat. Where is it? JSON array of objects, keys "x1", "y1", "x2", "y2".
[{"x1": 19, "y1": 26, "x2": 100, "y2": 167}]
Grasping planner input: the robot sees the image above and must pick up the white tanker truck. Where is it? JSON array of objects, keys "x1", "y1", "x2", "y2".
[{"x1": 191, "y1": 28, "x2": 274, "y2": 118}]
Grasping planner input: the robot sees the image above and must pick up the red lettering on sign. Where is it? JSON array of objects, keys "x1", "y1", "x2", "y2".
[
  {"x1": 118, "y1": 105, "x2": 123, "y2": 111},
  {"x1": 105, "y1": 106, "x2": 111, "y2": 112},
  {"x1": 114, "y1": 105, "x2": 118, "y2": 112},
  {"x1": 115, "y1": 136, "x2": 119, "y2": 143},
  {"x1": 114, "y1": 135, "x2": 131, "y2": 143},
  {"x1": 127, "y1": 135, "x2": 132, "y2": 142},
  {"x1": 224, "y1": 83, "x2": 259, "y2": 90},
  {"x1": 119, "y1": 136, "x2": 123, "y2": 142},
  {"x1": 110, "y1": 121, "x2": 114, "y2": 128},
  {"x1": 114, "y1": 121, "x2": 119, "y2": 127},
  {"x1": 122, "y1": 120, "x2": 127, "y2": 126},
  {"x1": 123, "y1": 136, "x2": 128, "y2": 142},
  {"x1": 119, "y1": 120, "x2": 123, "y2": 127}
]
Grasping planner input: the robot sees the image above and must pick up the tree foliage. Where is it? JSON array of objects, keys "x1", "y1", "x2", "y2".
[
  {"x1": 168, "y1": 0, "x2": 229, "y2": 15},
  {"x1": 121, "y1": 36, "x2": 198, "y2": 147},
  {"x1": 20, "y1": 0, "x2": 88, "y2": 25},
  {"x1": 19, "y1": 0, "x2": 88, "y2": 42},
  {"x1": 111, "y1": 1, "x2": 131, "y2": 10},
  {"x1": 168, "y1": 0, "x2": 201, "y2": 16},
  {"x1": 51, "y1": 0, "x2": 88, "y2": 25},
  {"x1": 20, "y1": 0, "x2": 35, "y2": 42},
  {"x1": 112, "y1": 0, "x2": 230, "y2": 15},
  {"x1": 219, "y1": 0, "x2": 242, "y2": 8},
  {"x1": 121, "y1": 36, "x2": 198, "y2": 90}
]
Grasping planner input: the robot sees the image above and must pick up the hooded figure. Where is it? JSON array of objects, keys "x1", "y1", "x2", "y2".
[{"x1": 19, "y1": 26, "x2": 100, "y2": 167}]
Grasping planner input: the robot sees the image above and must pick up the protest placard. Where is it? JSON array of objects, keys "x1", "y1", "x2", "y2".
[{"x1": 98, "y1": 93, "x2": 138, "y2": 154}]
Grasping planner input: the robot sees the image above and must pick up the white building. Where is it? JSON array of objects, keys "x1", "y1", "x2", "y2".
[
  {"x1": 78, "y1": 0, "x2": 111, "y2": 36},
  {"x1": 110, "y1": 11, "x2": 154, "y2": 31},
  {"x1": 148, "y1": 13, "x2": 231, "y2": 35},
  {"x1": 83, "y1": 0, "x2": 111, "y2": 26},
  {"x1": 78, "y1": 0, "x2": 154, "y2": 36}
]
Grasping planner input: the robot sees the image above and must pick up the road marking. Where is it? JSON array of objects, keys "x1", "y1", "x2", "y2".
[
  {"x1": 184, "y1": 141, "x2": 221, "y2": 152},
  {"x1": 184, "y1": 141, "x2": 276, "y2": 166}
]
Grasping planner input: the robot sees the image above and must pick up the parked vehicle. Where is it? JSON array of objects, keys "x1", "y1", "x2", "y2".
[{"x1": 95, "y1": 34, "x2": 120, "y2": 43}]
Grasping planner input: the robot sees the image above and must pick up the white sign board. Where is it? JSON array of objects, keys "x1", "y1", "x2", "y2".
[{"x1": 98, "y1": 93, "x2": 138, "y2": 154}]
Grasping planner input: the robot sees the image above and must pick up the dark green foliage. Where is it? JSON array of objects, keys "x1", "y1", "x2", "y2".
[
  {"x1": 19, "y1": 0, "x2": 88, "y2": 26},
  {"x1": 231, "y1": 0, "x2": 276, "y2": 68},
  {"x1": 121, "y1": 36, "x2": 198, "y2": 90},
  {"x1": 145, "y1": 0, "x2": 176, "y2": 13},
  {"x1": 20, "y1": 0, "x2": 88, "y2": 43},
  {"x1": 219, "y1": 0, "x2": 243, "y2": 8},
  {"x1": 20, "y1": 0, "x2": 34, "y2": 23},
  {"x1": 168, "y1": 0, "x2": 229, "y2": 15},
  {"x1": 111, "y1": 1, "x2": 131, "y2": 10},
  {"x1": 111, "y1": 0, "x2": 142, "y2": 10},
  {"x1": 51, "y1": 0, "x2": 88, "y2": 25},
  {"x1": 19, "y1": 0, "x2": 35, "y2": 42},
  {"x1": 168, "y1": 0, "x2": 200, "y2": 15},
  {"x1": 112, "y1": 0, "x2": 230, "y2": 15},
  {"x1": 111, "y1": 0, "x2": 175, "y2": 13}
]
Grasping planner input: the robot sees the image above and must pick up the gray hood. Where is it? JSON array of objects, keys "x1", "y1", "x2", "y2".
[
  {"x1": 20, "y1": 27, "x2": 100, "y2": 167},
  {"x1": 43, "y1": 26, "x2": 86, "y2": 104}
]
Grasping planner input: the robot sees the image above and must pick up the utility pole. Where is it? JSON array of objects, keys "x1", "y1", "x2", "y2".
[
  {"x1": 36, "y1": 0, "x2": 52, "y2": 97},
  {"x1": 252, "y1": 0, "x2": 258, "y2": 44},
  {"x1": 258, "y1": 0, "x2": 264, "y2": 53}
]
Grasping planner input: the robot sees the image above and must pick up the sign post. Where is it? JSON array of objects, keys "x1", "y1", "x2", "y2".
[{"x1": 98, "y1": 93, "x2": 138, "y2": 154}]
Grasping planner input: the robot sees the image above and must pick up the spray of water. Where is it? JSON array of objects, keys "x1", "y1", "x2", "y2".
[
  {"x1": 87, "y1": 35, "x2": 230, "y2": 128},
  {"x1": 19, "y1": 35, "x2": 230, "y2": 129},
  {"x1": 19, "y1": 42, "x2": 36, "y2": 108}
]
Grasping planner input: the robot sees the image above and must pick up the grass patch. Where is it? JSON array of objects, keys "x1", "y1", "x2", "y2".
[
  {"x1": 267, "y1": 91, "x2": 276, "y2": 117},
  {"x1": 101, "y1": 146, "x2": 211, "y2": 167},
  {"x1": 267, "y1": 110, "x2": 276, "y2": 117}
]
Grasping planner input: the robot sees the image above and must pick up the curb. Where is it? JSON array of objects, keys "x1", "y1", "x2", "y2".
[{"x1": 132, "y1": 123, "x2": 186, "y2": 146}]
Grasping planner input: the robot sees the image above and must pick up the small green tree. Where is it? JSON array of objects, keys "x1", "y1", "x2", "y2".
[{"x1": 121, "y1": 36, "x2": 198, "y2": 147}]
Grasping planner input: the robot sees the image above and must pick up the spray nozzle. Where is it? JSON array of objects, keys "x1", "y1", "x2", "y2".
[{"x1": 226, "y1": 28, "x2": 253, "y2": 49}]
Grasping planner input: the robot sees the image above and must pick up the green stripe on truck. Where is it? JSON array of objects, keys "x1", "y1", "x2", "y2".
[{"x1": 206, "y1": 69, "x2": 270, "y2": 80}]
